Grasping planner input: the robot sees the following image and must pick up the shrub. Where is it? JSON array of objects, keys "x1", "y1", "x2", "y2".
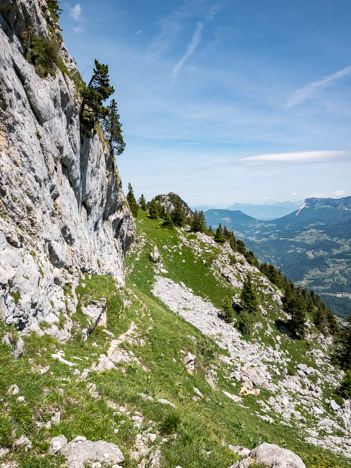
[
  {"x1": 161, "y1": 410, "x2": 181, "y2": 434},
  {"x1": 27, "y1": 34, "x2": 59, "y2": 77}
]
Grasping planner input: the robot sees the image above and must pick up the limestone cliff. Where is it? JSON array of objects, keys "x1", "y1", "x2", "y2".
[{"x1": 0, "y1": 0, "x2": 135, "y2": 332}]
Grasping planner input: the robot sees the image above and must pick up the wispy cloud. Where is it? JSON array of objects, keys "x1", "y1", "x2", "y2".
[
  {"x1": 171, "y1": 1, "x2": 225, "y2": 82},
  {"x1": 285, "y1": 66, "x2": 351, "y2": 109},
  {"x1": 171, "y1": 22, "x2": 204, "y2": 81},
  {"x1": 70, "y1": 3, "x2": 82, "y2": 21},
  {"x1": 240, "y1": 150, "x2": 351, "y2": 164}
]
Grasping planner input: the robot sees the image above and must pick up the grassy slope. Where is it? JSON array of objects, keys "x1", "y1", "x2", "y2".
[{"x1": 0, "y1": 210, "x2": 350, "y2": 467}]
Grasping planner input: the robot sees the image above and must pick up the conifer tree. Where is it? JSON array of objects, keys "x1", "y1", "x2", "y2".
[
  {"x1": 214, "y1": 224, "x2": 225, "y2": 243},
  {"x1": 221, "y1": 296, "x2": 234, "y2": 323},
  {"x1": 148, "y1": 199, "x2": 159, "y2": 219},
  {"x1": 47, "y1": 0, "x2": 62, "y2": 21},
  {"x1": 335, "y1": 314, "x2": 351, "y2": 370},
  {"x1": 138, "y1": 194, "x2": 147, "y2": 211},
  {"x1": 191, "y1": 210, "x2": 206, "y2": 233},
  {"x1": 126, "y1": 183, "x2": 138, "y2": 218},
  {"x1": 236, "y1": 275, "x2": 259, "y2": 335},
  {"x1": 80, "y1": 60, "x2": 115, "y2": 128},
  {"x1": 162, "y1": 213, "x2": 174, "y2": 229},
  {"x1": 236, "y1": 239, "x2": 246, "y2": 254},
  {"x1": 171, "y1": 201, "x2": 185, "y2": 227},
  {"x1": 102, "y1": 99, "x2": 125, "y2": 155}
]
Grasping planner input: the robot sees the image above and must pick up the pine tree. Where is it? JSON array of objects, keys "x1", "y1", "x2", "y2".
[
  {"x1": 221, "y1": 297, "x2": 234, "y2": 323},
  {"x1": 148, "y1": 199, "x2": 159, "y2": 219},
  {"x1": 47, "y1": 0, "x2": 62, "y2": 21},
  {"x1": 229, "y1": 231, "x2": 236, "y2": 251},
  {"x1": 214, "y1": 224, "x2": 225, "y2": 243},
  {"x1": 335, "y1": 315, "x2": 351, "y2": 370},
  {"x1": 241, "y1": 275, "x2": 259, "y2": 314},
  {"x1": 138, "y1": 194, "x2": 147, "y2": 211},
  {"x1": 102, "y1": 99, "x2": 125, "y2": 155},
  {"x1": 236, "y1": 275, "x2": 259, "y2": 335},
  {"x1": 236, "y1": 239, "x2": 246, "y2": 254},
  {"x1": 162, "y1": 214, "x2": 174, "y2": 229},
  {"x1": 80, "y1": 60, "x2": 115, "y2": 128},
  {"x1": 126, "y1": 183, "x2": 138, "y2": 218},
  {"x1": 191, "y1": 210, "x2": 206, "y2": 233},
  {"x1": 171, "y1": 201, "x2": 185, "y2": 227},
  {"x1": 283, "y1": 287, "x2": 306, "y2": 339}
]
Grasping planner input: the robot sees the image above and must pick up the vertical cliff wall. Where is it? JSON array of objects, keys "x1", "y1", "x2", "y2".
[{"x1": 0, "y1": 0, "x2": 135, "y2": 332}]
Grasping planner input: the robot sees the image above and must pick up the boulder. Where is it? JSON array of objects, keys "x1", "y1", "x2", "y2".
[
  {"x1": 230, "y1": 443, "x2": 306, "y2": 468},
  {"x1": 149, "y1": 246, "x2": 161, "y2": 263},
  {"x1": 50, "y1": 435, "x2": 124, "y2": 468}
]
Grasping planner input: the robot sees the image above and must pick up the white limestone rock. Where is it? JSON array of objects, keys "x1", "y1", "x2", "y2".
[
  {"x1": 0, "y1": 0, "x2": 135, "y2": 332},
  {"x1": 230, "y1": 443, "x2": 306, "y2": 468}
]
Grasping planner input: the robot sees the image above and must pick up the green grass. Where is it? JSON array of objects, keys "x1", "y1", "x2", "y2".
[{"x1": 0, "y1": 214, "x2": 350, "y2": 467}]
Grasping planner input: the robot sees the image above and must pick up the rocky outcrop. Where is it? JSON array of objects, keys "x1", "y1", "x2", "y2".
[
  {"x1": 0, "y1": 0, "x2": 135, "y2": 330},
  {"x1": 155, "y1": 192, "x2": 194, "y2": 219}
]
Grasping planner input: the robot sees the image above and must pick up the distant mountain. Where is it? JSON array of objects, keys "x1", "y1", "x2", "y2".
[
  {"x1": 205, "y1": 196, "x2": 351, "y2": 318},
  {"x1": 226, "y1": 201, "x2": 302, "y2": 220}
]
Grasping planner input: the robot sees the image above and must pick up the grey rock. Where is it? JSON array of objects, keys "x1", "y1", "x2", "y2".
[
  {"x1": 49, "y1": 435, "x2": 68, "y2": 455},
  {"x1": 231, "y1": 443, "x2": 306, "y2": 468},
  {"x1": 149, "y1": 246, "x2": 161, "y2": 263},
  {"x1": 228, "y1": 445, "x2": 251, "y2": 457},
  {"x1": 0, "y1": 0, "x2": 135, "y2": 332},
  {"x1": 13, "y1": 336, "x2": 24, "y2": 358},
  {"x1": 7, "y1": 384, "x2": 19, "y2": 395},
  {"x1": 13, "y1": 435, "x2": 32, "y2": 452},
  {"x1": 158, "y1": 398, "x2": 176, "y2": 408},
  {"x1": 59, "y1": 436, "x2": 124, "y2": 468},
  {"x1": 330, "y1": 400, "x2": 340, "y2": 411}
]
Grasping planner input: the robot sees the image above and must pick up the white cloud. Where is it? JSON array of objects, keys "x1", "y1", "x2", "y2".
[
  {"x1": 70, "y1": 3, "x2": 81, "y2": 21},
  {"x1": 73, "y1": 26, "x2": 83, "y2": 34},
  {"x1": 285, "y1": 66, "x2": 351, "y2": 109},
  {"x1": 171, "y1": 22, "x2": 204, "y2": 81},
  {"x1": 170, "y1": 1, "x2": 225, "y2": 82},
  {"x1": 331, "y1": 189, "x2": 345, "y2": 197},
  {"x1": 136, "y1": 30, "x2": 142, "y2": 36},
  {"x1": 240, "y1": 150, "x2": 351, "y2": 164}
]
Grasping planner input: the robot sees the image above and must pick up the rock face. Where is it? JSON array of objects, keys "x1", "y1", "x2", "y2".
[{"x1": 0, "y1": 0, "x2": 135, "y2": 330}]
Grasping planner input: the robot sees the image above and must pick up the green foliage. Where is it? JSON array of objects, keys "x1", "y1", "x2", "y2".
[
  {"x1": 334, "y1": 315, "x2": 351, "y2": 370},
  {"x1": 162, "y1": 213, "x2": 174, "y2": 229},
  {"x1": 171, "y1": 201, "x2": 186, "y2": 227},
  {"x1": 47, "y1": 0, "x2": 62, "y2": 22},
  {"x1": 148, "y1": 198, "x2": 159, "y2": 219},
  {"x1": 80, "y1": 60, "x2": 115, "y2": 128},
  {"x1": 126, "y1": 183, "x2": 138, "y2": 218},
  {"x1": 138, "y1": 194, "x2": 147, "y2": 211},
  {"x1": 214, "y1": 224, "x2": 225, "y2": 244},
  {"x1": 102, "y1": 99, "x2": 125, "y2": 155},
  {"x1": 221, "y1": 296, "x2": 234, "y2": 323},
  {"x1": 191, "y1": 210, "x2": 206, "y2": 233},
  {"x1": 339, "y1": 370, "x2": 351, "y2": 398},
  {"x1": 236, "y1": 275, "x2": 259, "y2": 335},
  {"x1": 10, "y1": 291, "x2": 21, "y2": 304},
  {"x1": 0, "y1": 414, "x2": 14, "y2": 447},
  {"x1": 26, "y1": 33, "x2": 59, "y2": 78},
  {"x1": 161, "y1": 410, "x2": 181, "y2": 434},
  {"x1": 283, "y1": 285, "x2": 307, "y2": 339}
]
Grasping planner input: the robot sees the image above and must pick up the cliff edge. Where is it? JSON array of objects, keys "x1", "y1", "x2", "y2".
[{"x1": 0, "y1": 0, "x2": 135, "y2": 333}]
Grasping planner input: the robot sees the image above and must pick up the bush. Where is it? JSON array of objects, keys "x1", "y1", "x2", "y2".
[
  {"x1": 27, "y1": 34, "x2": 59, "y2": 77},
  {"x1": 161, "y1": 410, "x2": 181, "y2": 434}
]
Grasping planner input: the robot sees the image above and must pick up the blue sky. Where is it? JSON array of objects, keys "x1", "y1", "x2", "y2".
[{"x1": 60, "y1": 0, "x2": 351, "y2": 206}]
